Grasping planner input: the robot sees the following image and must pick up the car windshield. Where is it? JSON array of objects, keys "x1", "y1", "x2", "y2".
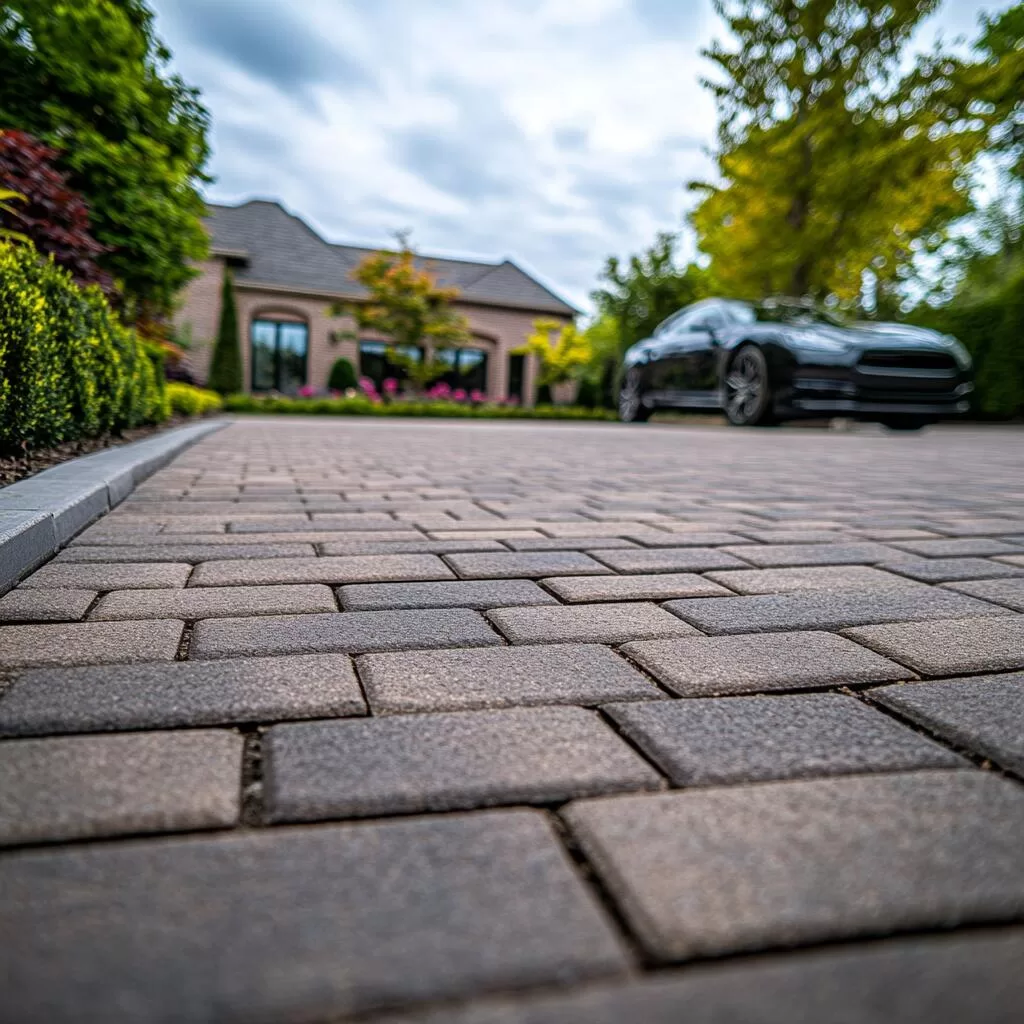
[{"x1": 744, "y1": 301, "x2": 847, "y2": 327}]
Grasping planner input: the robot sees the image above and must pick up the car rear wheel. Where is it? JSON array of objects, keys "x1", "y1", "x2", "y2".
[
  {"x1": 618, "y1": 370, "x2": 651, "y2": 423},
  {"x1": 724, "y1": 346, "x2": 775, "y2": 426}
]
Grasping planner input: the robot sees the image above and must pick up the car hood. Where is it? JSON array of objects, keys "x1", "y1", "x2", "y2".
[{"x1": 783, "y1": 321, "x2": 951, "y2": 351}]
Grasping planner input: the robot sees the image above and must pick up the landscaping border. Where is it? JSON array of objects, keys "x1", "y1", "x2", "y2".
[{"x1": 0, "y1": 420, "x2": 227, "y2": 593}]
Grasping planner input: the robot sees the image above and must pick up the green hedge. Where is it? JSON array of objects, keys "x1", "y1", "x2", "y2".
[
  {"x1": 0, "y1": 241, "x2": 167, "y2": 451},
  {"x1": 909, "y1": 270, "x2": 1024, "y2": 419},
  {"x1": 222, "y1": 394, "x2": 618, "y2": 421},
  {"x1": 165, "y1": 382, "x2": 223, "y2": 417}
]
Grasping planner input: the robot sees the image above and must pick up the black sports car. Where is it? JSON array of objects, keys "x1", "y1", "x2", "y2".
[{"x1": 618, "y1": 298, "x2": 973, "y2": 429}]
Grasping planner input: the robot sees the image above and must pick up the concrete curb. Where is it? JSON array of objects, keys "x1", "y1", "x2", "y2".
[{"x1": 0, "y1": 420, "x2": 228, "y2": 594}]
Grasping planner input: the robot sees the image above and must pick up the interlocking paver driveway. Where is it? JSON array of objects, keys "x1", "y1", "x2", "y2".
[{"x1": 2, "y1": 417, "x2": 1024, "y2": 1022}]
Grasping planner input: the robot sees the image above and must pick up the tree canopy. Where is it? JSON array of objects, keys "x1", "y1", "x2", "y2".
[{"x1": 0, "y1": 0, "x2": 211, "y2": 320}]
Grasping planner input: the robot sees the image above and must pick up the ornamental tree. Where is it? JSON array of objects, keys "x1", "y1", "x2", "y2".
[
  {"x1": 514, "y1": 319, "x2": 591, "y2": 393},
  {"x1": 332, "y1": 237, "x2": 472, "y2": 391},
  {"x1": 207, "y1": 266, "x2": 242, "y2": 395}
]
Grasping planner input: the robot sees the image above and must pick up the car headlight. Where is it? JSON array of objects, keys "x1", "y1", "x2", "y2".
[{"x1": 941, "y1": 335, "x2": 972, "y2": 370}]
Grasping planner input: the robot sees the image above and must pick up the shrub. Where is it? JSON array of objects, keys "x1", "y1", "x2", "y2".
[
  {"x1": 165, "y1": 382, "x2": 223, "y2": 417},
  {"x1": 327, "y1": 356, "x2": 358, "y2": 391},
  {"x1": 207, "y1": 266, "x2": 242, "y2": 394},
  {"x1": 0, "y1": 240, "x2": 166, "y2": 452}
]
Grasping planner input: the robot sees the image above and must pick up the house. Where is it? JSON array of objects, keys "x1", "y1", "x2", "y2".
[{"x1": 174, "y1": 199, "x2": 577, "y2": 402}]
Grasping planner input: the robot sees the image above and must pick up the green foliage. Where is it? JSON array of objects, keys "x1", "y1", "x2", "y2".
[
  {"x1": 165, "y1": 382, "x2": 222, "y2": 417},
  {"x1": 332, "y1": 239, "x2": 473, "y2": 389},
  {"x1": 513, "y1": 319, "x2": 590, "y2": 391},
  {"x1": 0, "y1": 0, "x2": 211, "y2": 318},
  {"x1": 576, "y1": 314, "x2": 629, "y2": 409},
  {"x1": 222, "y1": 394, "x2": 617, "y2": 421},
  {"x1": 327, "y1": 356, "x2": 358, "y2": 392},
  {"x1": 0, "y1": 240, "x2": 166, "y2": 452},
  {"x1": 690, "y1": 0, "x2": 993, "y2": 305},
  {"x1": 207, "y1": 266, "x2": 242, "y2": 395}
]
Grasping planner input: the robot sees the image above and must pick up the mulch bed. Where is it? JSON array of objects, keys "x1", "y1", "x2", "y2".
[{"x1": 0, "y1": 417, "x2": 193, "y2": 488}]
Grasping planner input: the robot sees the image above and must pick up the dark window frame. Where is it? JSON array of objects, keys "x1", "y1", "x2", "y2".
[{"x1": 250, "y1": 318, "x2": 309, "y2": 393}]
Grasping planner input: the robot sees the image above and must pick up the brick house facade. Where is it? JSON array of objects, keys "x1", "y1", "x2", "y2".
[{"x1": 174, "y1": 200, "x2": 577, "y2": 403}]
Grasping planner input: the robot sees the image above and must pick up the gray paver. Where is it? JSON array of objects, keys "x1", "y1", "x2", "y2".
[
  {"x1": 488, "y1": 603, "x2": 699, "y2": 645},
  {"x1": 20, "y1": 561, "x2": 191, "y2": 589},
  {"x1": 717, "y1": 542, "x2": 900, "y2": 567},
  {"x1": 0, "y1": 729, "x2": 241, "y2": 845},
  {"x1": 589, "y1": 547, "x2": 749, "y2": 573},
  {"x1": 338, "y1": 579, "x2": 556, "y2": 611},
  {"x1": 0, "y1": 654, "x2": 366, "y2": 736},
  {"x1": 543, "y1": 573, "x2": 733, "y2": 603},
  {"x1": 445, "y1": 551, "x2": 612, "y2": 579},
  {"x1": 844, "y1": 616, "x2": 1024, "y2": 675},
  {"x1": 620, "y1": 631, "x2": 910, "y2": 696},
  {"x1": 90, "y1": 584, "x2": 337, "y2": 620},
  {"x1": 0, "y1": 588, "x2": 95, "y2": 622},
  {"x1": 871, "y1": 674, "x2": 1024, "y2": 775},
  {"x1": 625, "y1": 532, "x2": 751, "y2": 547},
  {"x1": 54, "y1": 542, "x2": 315, "y2": 563},
  {"x1": 889, "y1": 537, "x2": 1020, "y2": 557},
  {"x1": 0, "y1": 811, "x2": 629, "y2": 1022},
  {"x1": 189, "y1": 554, "x2": 455, "y2": 587},
  {"x1": 319, "y1": 539, "x2": 505, "y2": 555},
  {"x1": 945, "y1": 576, "x2": 1024, "y2": 611},
  {"x1": 878, "y1": 557, "x2": 1024, "y2": 583},
  {"x1": 502, "y1": 537, "x2": 638, "y2": 551},
  {"x1": 605, "y1": 693, "x2": 963, "y2": 786},
  {"x1": 265, "y1": 707, "x2": 662, "y2": 822},
  {"x1": 0, "y1": 619, "x2": 183, "y2": 669},
  {"x1": 564, "y1": 771, "x2": 1024, "y2": 960},
  {"x1": 359, "y1": 644, "x2": 664, "y2": 714},
  {"x1": 703, "y1": 565, "x2": 925, "y2": 594},
  {"x1": 191, "y1": 608, "x2": 501, "y2": 659},
  {"x1": 379, "y1": 931, "x2": 1024, "y2": 1023},
  {"x1": 664, "y1": 589, "x2": 1009, "y2": 634}
]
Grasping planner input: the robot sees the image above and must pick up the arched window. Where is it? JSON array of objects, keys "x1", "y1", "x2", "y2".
[{"x1": 251, "y1": 318, "x2": 308, "y2": 393}]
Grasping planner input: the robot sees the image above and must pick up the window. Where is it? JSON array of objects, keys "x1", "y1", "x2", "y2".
[
  {"x1": 436, "y1": 347, "x2": 489, "y2": 393},
  {"x1": 507, "y1": 353, "x2": 525, "y2": 402},
  {"x1": 251, "y1": 319, "x2": 308, "y2": 393},
  {"x1": 359, "y1": 341, "x2": 423, "y2": 390}
]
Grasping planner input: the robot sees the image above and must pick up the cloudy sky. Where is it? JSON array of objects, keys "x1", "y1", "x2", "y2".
[{"x1": 151, "y1": 0, "x2": 999, "y2": 310}]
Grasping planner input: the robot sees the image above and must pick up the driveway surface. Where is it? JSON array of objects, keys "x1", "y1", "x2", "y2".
[{"x1": 2, "y1": 417, "x2": 1024, "y2": 1022}]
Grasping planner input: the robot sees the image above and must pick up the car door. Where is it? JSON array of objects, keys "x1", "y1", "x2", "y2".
[{"x1": 683, "y1": 310, "x2": 725, "y2": 402}]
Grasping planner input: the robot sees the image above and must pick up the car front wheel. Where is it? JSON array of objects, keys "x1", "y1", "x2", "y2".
[
  {"x1": 724, "y1": 346, "x2": 775, "y2": 426},
  {"x1": 619, "y1": 369, "x2": 651, "y2": 423}
]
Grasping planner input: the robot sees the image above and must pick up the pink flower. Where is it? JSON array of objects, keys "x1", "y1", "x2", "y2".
[
  {"x1": 431, "y1": 381, "x2": 452, "y2": 398},
  {"x1": 382, "y1": 378, "x2": 399, "y2": 395},
  {"x1": 505, "y1": 395, "x2": 520, "y2": 406},
  {"x1": 470, "y1": 389, "x2": 486, "y2": 403},
  {"x1": 452, "y1": 388, "x2": 467, "y2": 401},
  {"x1": 298, "y1": 385, "x2": 316, "y2": 398},
  {"x1": 358, "y1": 377, "x2": 378, "y2": 397}
]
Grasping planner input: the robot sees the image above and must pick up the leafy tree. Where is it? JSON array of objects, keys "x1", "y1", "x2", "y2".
[
  {"x1": 327, "y1": 357, "x2": 358, "y2": 392},
  {"x1": 0, "y1": 0, "x2": 211, "y2": 318},
  {"x1": 689, "y1": 0, "x2": 992, "y2": 306},
  {"x1": 332, "y1": 238, "x2": 472, "y2": 391},
  {"x1": 514, "y1": 319, "x2": 591, "y2": 401},
  {"x1": 592, "y1": 233, "x2": 709, "y2": 355},
  {"x1": 207, "y1": 267, "x2": 242, "y2": 395},
  {"x1": 0, "y1": 130, "x2": 112, "y2": 293},
  {"x1": 970, "y1": 4, "x2": 1024, "y2": 181}
]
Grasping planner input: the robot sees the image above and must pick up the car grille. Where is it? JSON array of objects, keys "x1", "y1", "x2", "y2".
[{"x1": 857, "y1": 350, "x2": 958, "y2": 375}]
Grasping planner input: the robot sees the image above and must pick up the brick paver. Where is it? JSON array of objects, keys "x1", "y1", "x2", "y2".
[{"x1": 2, "y1": 417, "x2": 1023, "y2": 1020}]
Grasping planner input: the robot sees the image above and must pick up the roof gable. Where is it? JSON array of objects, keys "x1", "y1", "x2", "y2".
[{"x1": 204, "y1": 200, "x2": 577, "y2": 316}]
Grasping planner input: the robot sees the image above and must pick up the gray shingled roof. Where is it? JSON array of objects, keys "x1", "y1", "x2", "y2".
[{"x1": 205, "y1": 200, "x2": 577, "y2": 316}]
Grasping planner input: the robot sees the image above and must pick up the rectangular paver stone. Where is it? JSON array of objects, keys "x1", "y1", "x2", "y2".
[
  {"x1": 0, "y1": 729, "x2": 241, "y2": 845},
  {"x1": 0, "y1": 811, "x2": 629, "y2": 1022},
  {"x1": 590, "y1": 548, "x2": 750, "y2": 574},
  {"x1": 445, "y1": 551, "x2": 612, "y2": 579},
  {"x1": 338, "y1": 579, "x2": 557, "y2": 611},
  {"x1": 891, "y1": 538, "x2": 1022, "y2": 557},
  {"x1": 717, "y1": 543, "x2": 901, "y2": 568},
  {"x1": 488, "y1": 603, "x2": 699, "y2": 645},
  {"x1": 843, "y1": 616, "x2": 1024, "y2": 675},
  {"x1": 944, "y1": 577, "x2": 1024, "y2": 611},
  {"x1": 264, "y1": 707, "x2": 663, "y2": 821},
  {"x1": 564, "y1": 771, "x2": 1024, "y2": 961},
  {"x1": 90, "y1": 584, "x2": 337, "y2": 621},
  {"x1": 703, "y1": 565, "x2": 925, "y2": 595},
  {"x1": 190, "y1": 608, "x2": 501, "y2": 659},
  {"x1": 0, "y1": 654, "x2": 366, "y2": 736},
  {"x1": 54, "y1": 543, "x2": 315, "y2": 563},
  {"x1": 0, "y1": 588, "x2": 95, "y2": 622},
  {"x1": 503, "y1": 537, "x2": 639, "y2": 551},
  {"x1": 319, "y1": 539, "x2": 505, "y2": 556},
  {"x1": 190, "y1": 554, "x2": 455, "y2": 587},
  {"x1": 0, "y1": 619, "x2": 183, "y2": 669},
  {"x1": 878, "y1": 558, "x2": 1024, "y2": 583},
  {"x1": 620, "y1": 631, "x2": 909, "y2": 696},
  {"x1": 21, "y1": 561, "x2": 191, "y2": 590},
  {"x1": 358, "y1": 644, "x2": 664, "y2": 714},
  {"x1": 543, "y1": 574, "x2": 733, "y2": 603},
  {"x1": 664, "y1": 590, "x2": 1009, "y2": 635},
  {"x1": 870, "y1": 673, "x2": 1024, "y2": 775},
  {"x1": 605, "y1": 693, "x2": 963, "y2": 786}
]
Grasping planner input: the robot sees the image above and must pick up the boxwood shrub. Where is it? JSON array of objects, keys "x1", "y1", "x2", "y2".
[
  {"x1": 0, "y1": 241, "x2": 167, "y2": 452},
  {"x1": 166, "y1": 382, "x2": 223, "y2": 417}
]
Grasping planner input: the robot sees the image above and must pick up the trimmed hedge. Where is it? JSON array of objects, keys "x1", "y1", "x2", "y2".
[
  {"x1": 166, "y1": 382, "x2": 223, "y2": 417},
  {"x1": 327, "y1": 357, "x2": 358, "y2": 392},
  {"x1": 223, "y1": 394, "x2": 618, "y2": 421},
  {"x1": 0, "y1": 241, "x2": 166, "y2": 452}
]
